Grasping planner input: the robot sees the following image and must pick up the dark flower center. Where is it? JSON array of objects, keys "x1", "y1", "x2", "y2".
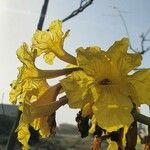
[{"x1": 99, "y1": 78, "x2": 112, "y2": 85}]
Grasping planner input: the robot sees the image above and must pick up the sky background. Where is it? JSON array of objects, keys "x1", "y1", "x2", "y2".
[{"x1": 0, "y1": 0, "x2": 150, "y2": 124}]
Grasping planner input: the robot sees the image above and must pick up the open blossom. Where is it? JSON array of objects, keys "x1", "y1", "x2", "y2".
[
  {"x1": 32, "y1": 20, "x2": 76, "y2": 64},
  {"x1": 61, "y1": 38, "x2": 150, "y2": 132}
]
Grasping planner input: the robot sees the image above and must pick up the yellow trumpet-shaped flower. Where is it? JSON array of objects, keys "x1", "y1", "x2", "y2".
[
  {"x1": 61, "y1": 38, "x2": 150, "y2": 132},
  {"x1": 9, "y1": 42, "x2": 79, "y2": 105},
  {"x1": 9, "y1": 42, "x2": 78, "y2": 149},
  {"x1": 22, "y1": 83, "x2": 62, "y2": 122},
  {"x1": 17, "y1": 83, "x2": 65, "y2": 149},
  {"x1": 32, "y1": 20, "x2": 76, "y2": 64}
]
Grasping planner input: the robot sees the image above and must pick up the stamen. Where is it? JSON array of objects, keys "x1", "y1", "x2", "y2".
[{"x1": 99, "y1": 78, "x2": 112, "y2": 85}]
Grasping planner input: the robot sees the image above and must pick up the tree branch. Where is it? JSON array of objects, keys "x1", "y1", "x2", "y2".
[
  {"x1": 131, "y1": 111, "x2": 150, "y2": 125},
  {"x1": 62, "y1": 0, "x2": 94, "y2": 22},
  {"x1": 37, "y1": 0, "x2": 49, "y2": 30}
]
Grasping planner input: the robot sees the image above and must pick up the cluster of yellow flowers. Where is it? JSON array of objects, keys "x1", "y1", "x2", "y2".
[{"x1": 10, "y1": 20, "x2": 150, "y2": 149}]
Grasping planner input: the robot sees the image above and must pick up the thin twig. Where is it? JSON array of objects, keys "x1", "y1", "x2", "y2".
[
  {"x1": 113, "y1": 7, "x2": 137, "y2": 53},
  {"x1": 145, "y1": 27, "x2": 150, "y2": 37},
  {"x1": 5, "y1": 111, "x2": 21, "y2": 150},
  {"x1": 140, "y1": 28, "x2": 150, "y2": 54},
  {"x1": 62, "y1": 0, "x2": 94, "y2": 22},
  {"x1": 113, "y1": 7, "x2": 150, "y2": 54},
  {"x1": 37, "y1": 0, "x2": 49, "y2": 30}
]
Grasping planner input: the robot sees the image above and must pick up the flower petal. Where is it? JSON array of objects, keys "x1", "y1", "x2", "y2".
[
  {"x1": 76, "y1": 46, "x2": 122, "y2": 81},
  {"x1": 9, "y1": 80, "x2": 22, "y2": 104},
  {"x1": 17, "y1": 123, "x2": 30, "y2": 150},
  {"x1": 16, "y1": 43, "x2": 38, "y2": 81},
  {"x1": 92, "y1": 86, "x2": 133, "y2": 132},
  {"x1": 76, "y1": 46, "x2": 104, "y2": 79},
  {"x1": 107, "y1": 38, "x2": 129, "y2": 58},
  {"x1": 25, "y1": 100, "x2": 65, "y2": 121},
  {"x1": 107, "y1": 38, "x2": 142, "y2": 74},
  {"x1": 17, "y1": 43, "x2": 35, "y2": 66},
  {"x1": 81, "y1": 102, "x2": 93, "y2": 117},
  {"x1": 32, "y1": 83, "x2": 61, "y2": 104},
  {"x1": 31, "y1": 116, "x2": 52, "y2": 138},
  {"x1": 89, "y1": 115, "x2": 97, "y2": 134},
  {"x1": 128, "y1": 69, "x2": 150, "y2": 105},
  {"x1": 60, "y1": 71, "x2": 94, "y2": 108},
  {"x1": 23, "y1": 84, "x2": 63, "y2": 120}
]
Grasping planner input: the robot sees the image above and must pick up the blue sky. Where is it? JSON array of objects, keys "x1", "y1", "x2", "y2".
[{"x1": 0, "y1": 0, "x2": 150, "y2": 124}]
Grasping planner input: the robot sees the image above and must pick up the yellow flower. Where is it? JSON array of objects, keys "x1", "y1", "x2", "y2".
[
  {"x1": 14, "y1": 78, "x2": 50, "y2": 149},
  {"x1": 61, "y1": 38, "x2": 150, "y2": 132},
  {"x1": 32, "y1": 20, "x2": 76, "y2": 64},
  {"x1": 9, "y1": 42, "x2": 79, "y2": 149},
  {"x1": 9, "y1": 42, "x2": 79, "y2": 105}
]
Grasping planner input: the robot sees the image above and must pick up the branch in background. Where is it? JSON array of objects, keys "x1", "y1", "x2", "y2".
[
  {"x1": 62, "y1": 0, "x2": 94, "y2": 22},
  {"x1": 140, "y1": 27, "x2": 150, "y2": 54},
  {"x1": 37, "y1": 0, "x2": 49, "y2": 30},
  {"x1": 113, "y1": 7, "x2": 150, "y2": 54}
]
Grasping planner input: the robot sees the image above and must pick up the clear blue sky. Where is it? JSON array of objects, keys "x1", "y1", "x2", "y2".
[{"x1": 0, "y1": 0, "x2": 150, "y2": 124}]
